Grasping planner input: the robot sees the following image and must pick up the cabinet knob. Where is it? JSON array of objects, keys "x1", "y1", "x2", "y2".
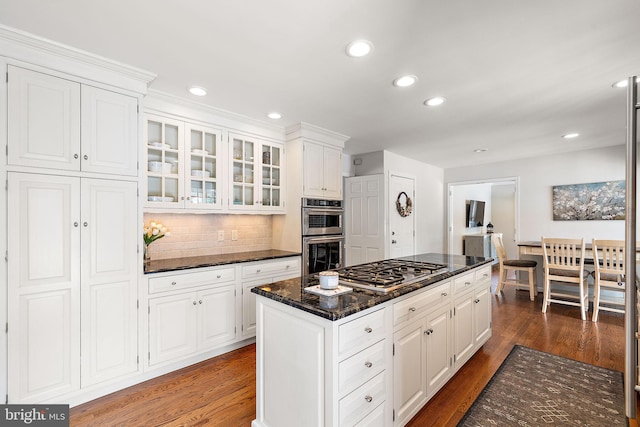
[
  {"x1": 475, "y1": 298, "x2": 480, "y2": 304},
  {"x1": 74, "y1": 154, "x2": 79, "y2": 159},
  {"x1": 171, "y1": 281, "x2": 177, "y2": 286},
  {"x1": 364, "y1": 361, "x2": 372, "y2": 368},
  {"x1": 256, "y1": 269, "x2": 261, "y2": 273},
  {"x1": 186, "y1": 196, "x2": 191, "y2": 200},
  {"x1": 441, "y1": 292, "x2": 448, "y2": 297},
  {"x1": 364, "y1": 327, "x2": 372, "y2": 334},
  {"x1": 424, "y1": 328, "x2": 434, "y2": 335},
  {"x1": 364, "y1": 395, "x2": 373, "y2": 403},
  {"x1": 392, "y1": 240, "x2": 397, "y2": 244},
  {"x1": 83, "y1": 155, "x2": 88, "y2": 160},
  {"x1": 83, "y1": 222, "x2": 88, "y2": 227},
  {"x1": 216, "y1": 275, "x2": 222, "y2": 279},
  {"x1": 193, "y1": 301, "x2": 197, "y2": 305},
  {"x1": 199, "y1": 300, "x2": 203, "y2": 304},
  {"x1": 465, "y1": 281, "x2": 471, "y2": 286},
  {"x1": 73, "y1": 222, "x2": 79, "y2": 228},
  {"x1": 409, "y1": 307, "x2": 416, "y2": 312}
]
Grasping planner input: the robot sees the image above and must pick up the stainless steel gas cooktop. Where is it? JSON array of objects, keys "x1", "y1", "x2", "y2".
[{"x1": 332, "y1": 259, "x2": 448, "y2": 293}]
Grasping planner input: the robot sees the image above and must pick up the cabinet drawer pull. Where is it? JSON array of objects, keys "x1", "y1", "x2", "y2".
[
  {"x1": 285, "y1": 265, "x2": 290, "y2": 269},
  {"x1": 483, "y1": 273, "x2": 489, "y2": 278},
  {"x1": 256, "y1": 269, "x2": 261, "y2": 273},
  {"x1": 216, "y1": 275, "x2": 222, "y2": 279},
  {"x1": 441, "y1": 292, "x2": 448, "y2": 296},
  {"x1": 424, "y1": 328, "x2": 434, "y2": 335},
  {"x1": 199, "y1": 300, "x2": 203, "y2": 304},
  {"x1": 364, "y1": 395, "x2": 373, "y2": 403},
  {"x1": 73, "y1": 222, "x2": 79, "y2": 227},
  {"x1": 83, "y1": 154, "x2": 88, "y2": 160},
  {"x1": 171, "y1": 281, "x2": 177, "y2": 286},
  {"x1": 364, "y1": 361, "x2": 372, "y2": 368},
  {"x1": 474, "y1": 298, "x2": 480, "y2": 304},
  {"x1": 408, "y1": 307, "x2": 416, "y2": 312},
  {"x1": 364, "y1": 327, "x2": 372, "y2": 334},
  {"x1": 465, "y1": 281, "x2": 471, "y2": 286},
  {"x1": 192, "y1": 301, "x2": 197, "y2": 305},
  {"x1": 83, "y1": 222, "x2": 88, "y2": 227},
  {"x1": 74, "y1": 154, "x2": 79, "y2": 159}
]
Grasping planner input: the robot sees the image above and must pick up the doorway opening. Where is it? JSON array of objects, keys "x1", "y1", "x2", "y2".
[{"x1": 447, "y1": 177, "x2": 519, "y2": 259}]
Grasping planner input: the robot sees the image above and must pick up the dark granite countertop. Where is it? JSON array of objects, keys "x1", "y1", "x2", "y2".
[
  {"x1": 251, "y1": 253, "x2": 492, "y2": 321},
  {"x1": 144, "y1": 249, "x2": 302, "y2": 274}
]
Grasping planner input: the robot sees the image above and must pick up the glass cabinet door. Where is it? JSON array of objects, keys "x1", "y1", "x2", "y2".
[
  {"x1": 231, "y1": 136, "x2": 256, "y2": 208},
  {"x1": 145, "y1": 115, "x2": 182, "y2": 207},
  {"x1": 186, "y1": 124, "x2": 222, "y2": 210},
  {"x1": 261, "y1": 143, "x2": 282, "y2": 208}
]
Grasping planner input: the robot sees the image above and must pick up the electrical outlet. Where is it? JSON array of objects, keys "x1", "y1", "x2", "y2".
[
  {"x1": 231, "y1": 230, "x2": 238, "y2": 241},
  {"x1": 218, "y1": 230, "x2": 224, "y2": 241}
]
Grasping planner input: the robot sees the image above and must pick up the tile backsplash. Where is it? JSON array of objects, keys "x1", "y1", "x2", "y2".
[{"x1": 143, "y1": 213, "x2": 273, "y2": 260}]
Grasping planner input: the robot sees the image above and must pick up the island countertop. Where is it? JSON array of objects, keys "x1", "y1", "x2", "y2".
[
  {"x1": 251, "y1": 253, "x2": 492, "y2": 321},
  {"x1": 143, "y1": 249, "x2": 301, "y2": 274}
]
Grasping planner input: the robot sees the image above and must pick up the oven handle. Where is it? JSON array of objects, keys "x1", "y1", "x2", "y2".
[
  {"x1": 302, "y1": 207, "x2": 344, "y2": 216},
  {"x1": 303, "y1": 235, "x2": 345, "y2": 244}
]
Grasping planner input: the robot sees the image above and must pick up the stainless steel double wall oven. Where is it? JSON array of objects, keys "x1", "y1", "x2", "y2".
[{"x1": 302, "y1": 198, "x2": 344, "y2": 275}]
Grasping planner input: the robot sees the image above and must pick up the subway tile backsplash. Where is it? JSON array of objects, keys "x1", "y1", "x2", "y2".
[{"x1": 143, "y1": 213, "x2": 273, "y2": 260}]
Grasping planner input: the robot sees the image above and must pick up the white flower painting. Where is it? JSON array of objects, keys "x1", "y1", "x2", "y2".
[{"x1": 552, "y1": 180, "x2": 625, "y2": 221}]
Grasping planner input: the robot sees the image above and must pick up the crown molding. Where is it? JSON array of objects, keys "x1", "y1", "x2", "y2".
[
  {"x1": 0, "y1": 24, "x2": 156, "y2": 93},
  {"x1": 285, "y1": 122, "x2": 350, "y2": 148}
]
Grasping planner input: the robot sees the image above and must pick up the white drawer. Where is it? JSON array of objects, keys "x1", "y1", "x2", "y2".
[
  {"x1": 393, "y1": 281, "x2": 451, "y2": 326},
  {"x1": 338, "y1": 340, "x2": 386, "y2": 395},
  {"x1": 339, "y1": 371, "x2": 386, "y2": 427},
  {"x1": 148, "y1": 267, "x2": 236, "y2": 294},
  {"x1": 475, "y1": 266, "x2": 491, "y2": 283},
  {"x1": 354, "y1": 403, "x2": 385, "y2": 427},
  {"x1": 338, "y1": 309, "x2": 386, "y2": 355},
  {"x1": 453, "y1": 271, "x2": 475, "y2": 293},
  {"x1": 241, "y1": 257, "x2": 300, "y2": 279}
]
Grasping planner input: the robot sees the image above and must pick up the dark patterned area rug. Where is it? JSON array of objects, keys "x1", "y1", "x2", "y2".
[{"x1": 458, "y1": 345, "x2": 626, "y2": 426}]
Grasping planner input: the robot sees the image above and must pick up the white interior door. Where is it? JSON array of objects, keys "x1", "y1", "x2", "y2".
[
  {"x1": 344, "y1": 174, "x2": 385, "y2": 266},
  {"x1": 389, "y1": 174, "x2": 415, "y2": 258}
]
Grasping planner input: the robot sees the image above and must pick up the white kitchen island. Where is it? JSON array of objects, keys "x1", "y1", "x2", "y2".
[{"x1": 251, "y1": 254, "x2": 492, "y2": 427}]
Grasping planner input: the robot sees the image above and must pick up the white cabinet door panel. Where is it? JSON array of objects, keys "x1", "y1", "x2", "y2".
[
  {"x1": 81, "y1": 179, "x2": 138, "y2": 386},
  {"x1": 81, "y1": 86, "x2": 138, "y2": 176},
  {"x1": 474, "y1": 286, "x2": 492, "y2": 345},
  {"x1": 198, "y1": 285, "x2": 236, "y2": 350},
  {"x1": 11, "y1": 289, "x2": 79, "y2": 402},
  {"x1": 8, "y1": 173, "x2": 80, "y2": 290},
  {"x1": 426, "y1": 307, "x2": 452, "y2": 395},
  {"x1": 323, "y1": 146, "x2": 342, "y2": 199},
  {"x1": 8, "y1": 66, "x2": 81, "y2": 170},
  {"x1": 149, "y1": 294, "x2": 197, "y2": 365},
  {"x1": 303, "y1": 142, "x2": 325, "y2": 197},
  {"x1": 393, "y1": 321, "x2": 426, "y2": 425},
  {"x1": 453, "y1": 295, "x2": 474, "y2": 366}
]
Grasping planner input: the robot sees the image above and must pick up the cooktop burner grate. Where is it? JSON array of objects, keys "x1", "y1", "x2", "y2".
[{"x1": 332, "y1": 259, "x2": 449, "y2": 292}]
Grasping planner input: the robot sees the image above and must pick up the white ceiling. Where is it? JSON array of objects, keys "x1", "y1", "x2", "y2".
[{"x1": 1, "y1": 0, "x2": 639, "y2": 168}]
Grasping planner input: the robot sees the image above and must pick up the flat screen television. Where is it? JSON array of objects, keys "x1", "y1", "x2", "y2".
[{"x1": 466, "y1": 200, "x2": 485, "y2": 228}]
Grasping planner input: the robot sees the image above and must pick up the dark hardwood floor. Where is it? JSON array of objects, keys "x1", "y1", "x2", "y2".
[{"x1": 71, "y1": 272, "x2": 632, "y2": 426}]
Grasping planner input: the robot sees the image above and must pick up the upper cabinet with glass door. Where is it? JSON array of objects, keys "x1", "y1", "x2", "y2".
[
  {"x1": 144, "y1": 114, "x2": 183, "y2": 208},
  {"x1": 230, "y1": 134, "x2": 284, "y2": 212},
  {"x1": 185, "y1": 124, "x2": 223, "y2": 210}
]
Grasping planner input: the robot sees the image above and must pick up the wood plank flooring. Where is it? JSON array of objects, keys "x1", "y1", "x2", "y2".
[{"x1": 71, "y1": 273, "x2": 632, "y2": 427}]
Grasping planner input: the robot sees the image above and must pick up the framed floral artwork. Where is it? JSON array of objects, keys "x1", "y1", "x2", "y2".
[{"x1": 552, "y1": 180, "x2": 625, "y2": 221}]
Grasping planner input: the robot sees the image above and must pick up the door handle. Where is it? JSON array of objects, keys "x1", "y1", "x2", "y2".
[{"x1": 392, "y1": 240, "x2": 397, "y2": 244}]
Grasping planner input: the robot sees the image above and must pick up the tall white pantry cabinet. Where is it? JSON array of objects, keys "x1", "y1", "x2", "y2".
[{"x1": 2, "y1": 33, "x2": 153, "y2": 404}]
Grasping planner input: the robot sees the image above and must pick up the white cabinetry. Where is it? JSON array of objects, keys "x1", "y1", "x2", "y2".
[
  {"x1": 453, "y1": 266, "x2": 492, "y2": 368},
  {"x1": 230, "y1": 133, "x2": 284, "y2": 212},
  {"x1": 240, "y1": 256, "x2": 300, "y2": 338},
  {"x1": 8, "y1": 65, "x2": 138, "y2": 176},
  {"x1": 392, "y1": 281, "x2": 452, "y2": 426},
  {"x1": 144, "y1": 114, "x2": 224, "y2": 210},
  {"x1": 303, "y1": 141, "x2": 343, "y2": 199},
  {"x1": 147, "y1": 267, "x2": 237, "y2": 366},
  {"x1": 7, "y1": 173, "x2": 138, "y2": 402}
]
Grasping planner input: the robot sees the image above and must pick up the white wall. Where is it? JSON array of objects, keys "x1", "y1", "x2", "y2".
[
  {"x1": 383, "y1": 151, "x2": 445, "y2": 253},
  {"x1": 444, "y1": 145, "x2": 626, "y2": 242},
  {"x1": 492, "y1": 183, "x2": 517, "y2": 258}
]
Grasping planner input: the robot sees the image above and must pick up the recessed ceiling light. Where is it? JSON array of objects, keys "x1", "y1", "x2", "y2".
[
  {"x1": 188, "y1": 86, "x2": 207, "y2": 96},
  {"x1": 562, "y1": 133, "x2": 580, "y2": 139},
  {"x1": 345, "y1": 40, "x2": 373, "y2": 58},
  {"x1": 424, "y1": 96, "x2": 446, "y2": 107},
  {"x1": 474, "y1": 148, "x2": 488, "y2": 153},
  {"x1": 267, "y1": 112, "x2": 282, "y2": 120},
  {"x1": 612, "y1": 77, "x2": 639, "y2": 88},
  {"x1": 393, "y1": 75, "x2": 418, "y2": 88}
]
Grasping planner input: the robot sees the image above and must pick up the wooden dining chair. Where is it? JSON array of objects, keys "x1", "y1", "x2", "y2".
[
  {"x1": 591, "y1": 239, "x2": 625, "y2": 322},
  {"x1": 492, "y1": 233, "x2": 537, "y2": 301},
  {"x1": 541, "y1": 237, "x2": 589, "y2": 320}
]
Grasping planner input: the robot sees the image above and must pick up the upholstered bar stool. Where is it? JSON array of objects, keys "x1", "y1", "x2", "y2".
[
  {"x1": 491, "y1": 233, "x2": 537, "y2": 301},
  {"x1": 541, "y1": 237, "x2": 589, "y2": 320}
]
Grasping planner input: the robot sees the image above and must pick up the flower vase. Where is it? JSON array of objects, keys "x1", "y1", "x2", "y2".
[{"x1": 144, "y1": 245, "x2": 150, "y2": 263}]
